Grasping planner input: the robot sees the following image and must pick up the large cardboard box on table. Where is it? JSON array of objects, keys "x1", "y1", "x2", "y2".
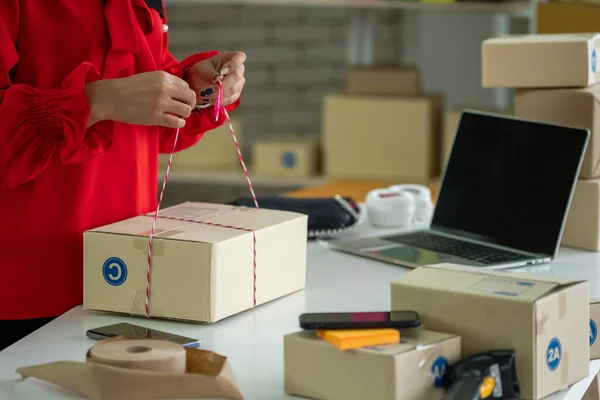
[
  {"x1": 284, "y1": 328, "x2": 461, "y2": 400},
  {"x1": 252, "y1": 137, "x2": 319, "y2": 177},
  {"x1": 514, "y1": 87, "x2": 600, "y2": 178},
  {"x1": 537, "y1": 2, "x2": 600, "y2": 34},
  {"x1": 561, "y1": 178, "x2": 600, "y2": 251},
  {"x1": 345, "y1": 67, "x2": 421, "y2": 96},
  {"x1": 482, "y1": 34, "x2": 600, "y2": 88},
  {"x1": 323, "y1": 94, "x2": 442, "y2": 181},
  {"x1": 391, "y1": 264, "x2": 590, "y2": 400},
  {"x1": 591, "y1": 300, "x2": 600, "y2": 359},
  {"x1": 83, "y1": 202, "x2": 307, "y2": 323}
]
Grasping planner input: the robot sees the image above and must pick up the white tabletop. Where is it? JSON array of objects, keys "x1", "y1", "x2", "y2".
[{"x1": 1, "y1": 221, "x2": 600, "y2": 399}]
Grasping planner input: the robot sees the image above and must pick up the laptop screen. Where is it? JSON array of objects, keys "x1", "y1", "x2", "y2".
[{"x1": 431, "y1": 111, "x2": 589, "y2": 257}]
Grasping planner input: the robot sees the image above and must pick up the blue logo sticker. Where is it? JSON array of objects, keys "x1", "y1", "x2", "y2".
[
  {"x1": 546, "y1": 337, "x2": 562, "y2": 371},
  {"x1": 593, "y1": 49, "x2": 597, "y2": 73},
  {"x1": 102, "y1": 257, "x2": 128, "y2": 286},
  {"x1": 281, "y1": 152, "x2": 296, "y2": 169},
  {"x1": 591, "y1": 320, "x2": 598, "y2": 346},
  {"x1": 431, "y1": 356, "x2": 449, "y2": 388}
]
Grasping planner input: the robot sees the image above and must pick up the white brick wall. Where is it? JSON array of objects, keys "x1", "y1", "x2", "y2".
[{"x1": 165, "y1": 3, "x2": 401, "y2": 151}]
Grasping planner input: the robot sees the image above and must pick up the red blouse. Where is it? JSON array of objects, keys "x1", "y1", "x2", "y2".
[{"x1": 0, "y1": 0, "x2": 239, "y2": 319}]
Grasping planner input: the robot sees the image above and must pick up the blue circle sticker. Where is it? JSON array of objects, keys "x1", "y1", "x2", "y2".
[
  {"x1": 281, "y1": 152, "x2": 296, "y2": 169},
  {"x1": 431, "y1": 356, "x2": 449, "y2": 388},
  {"x1": 591, "y1": 320, "x2": 598, "y2": 346},
  {"x1": 592, "y1": 49, "x2": 597, "y2": 73},
  {"x1": 546, "y1": 337, "x2": 562, "y2": 371},
  {"x1": 102, "y1": 257, "x2": 128, "y2": 286}
]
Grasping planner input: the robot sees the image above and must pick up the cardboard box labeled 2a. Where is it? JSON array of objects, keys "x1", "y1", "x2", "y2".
[
  {"x1": 515, "y1": 87, "x2": 600, "y2": 178},
  {"x1": 284, "y1": 329, "x2": 461, "y2": 400},
  {"x1": 391, "y1": 264, "x2": 589, "y2": 400},
  {"x1": 482, "y1": 34, "x2": 600, "y2": 88},
  {"x1": 591, "y1": 300, "x2": 600, "y2": 359},
  {"x1": 561, "y1": 178, "x2": 600, "y2": 251},
  {"x1": 83, "y1": 202, "x2": 307, "y2": 323}
]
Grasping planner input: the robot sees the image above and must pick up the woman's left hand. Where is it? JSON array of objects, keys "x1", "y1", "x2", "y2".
[{"x1": 185, "y1": 51, "x2": 246, "y2": 107}]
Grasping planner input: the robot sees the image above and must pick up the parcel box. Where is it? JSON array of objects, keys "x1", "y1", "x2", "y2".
[
  {"x1": 482, "y1": 34, "x2": 600, "y2": 88},
  {"x1": 83, "y1": 202, "x2": 307, "y2": 323},
  {"x1": 592, "y1": 300, "x2": 600, "y2": 359},
  {"x1": 514, "y1": 87, "x2": 600, "y2": 178},
  {"x1": 345, "y1": 67, "x2": 421, "y2": 96},
  {"x1": 537, "y1": 2, "x2": 600, "y2": 34},
  {"x1": 284, "y1": 328, "x2": 461, "y2": 400},
  {"x1": 391, "y1": 264, "x2": 590, "y2": 400},
  {"x1": 159, "y1": 118, "x2": 242, "y2": 171},
  {"x1": 323, "y1": 94, "x2": 442, "y2": 181},
  {"x1": 252, "y1": 138, "x2": 319, "y2": 177},
  {"x1": 562, "y1": 178, "x2": 600, "y2": 251}
]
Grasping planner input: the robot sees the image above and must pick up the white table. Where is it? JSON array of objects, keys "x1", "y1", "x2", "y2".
[{"x1": 1, "y1": 225, "x2": 600, "y2": 399}]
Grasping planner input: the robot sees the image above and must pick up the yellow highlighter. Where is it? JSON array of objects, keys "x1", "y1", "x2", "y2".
[{"x1": 317, "y1": 328, "x2": 400, "y2": 350}]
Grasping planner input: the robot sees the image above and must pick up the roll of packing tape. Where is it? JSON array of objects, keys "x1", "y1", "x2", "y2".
[
  {"x1": 88, "y1": 339, "x2": 187, "y2": 373},
  {"x1": 366, "y1": 188, "x2": 415, "y2": 228},
  {"x1": 388, "y1": 184, "x2": 431, "y2": 202},
  {"x1": 388, "y1": 184, "x2": 434, "y2": 224}
]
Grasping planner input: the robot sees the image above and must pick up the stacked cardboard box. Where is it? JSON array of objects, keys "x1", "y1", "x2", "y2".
[
  {"x1": 482, "y1": 33, "x2": 600, "y2": 252},
  {"x1": 252, "y1": 136, "x2": 320, "y2": 178},
  {"x1": 322, "y1": 67, "x2": 442, "y2": 182}
]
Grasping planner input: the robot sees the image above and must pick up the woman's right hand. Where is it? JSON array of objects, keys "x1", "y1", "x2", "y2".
[{"x1": 85, "y1": 71, "x2": 197, "y2": 129}]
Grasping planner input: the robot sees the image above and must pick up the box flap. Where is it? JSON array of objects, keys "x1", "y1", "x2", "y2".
[{"x1": 483, "y1": 33, "x2": 600, "y2": 45}]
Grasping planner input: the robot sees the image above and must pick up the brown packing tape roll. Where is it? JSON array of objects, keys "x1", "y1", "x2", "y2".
[{"x1": 88, "y1": 339, "x2": 187, "y2": 373}]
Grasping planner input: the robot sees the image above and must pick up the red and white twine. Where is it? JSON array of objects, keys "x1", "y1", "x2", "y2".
[{"x1": 145, "y1": 80, "x2": 258, "y2": 318}]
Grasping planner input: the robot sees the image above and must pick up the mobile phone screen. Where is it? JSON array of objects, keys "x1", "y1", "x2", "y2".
[
  {"x1": 299, "y1": 311, "x2": 420, "y2": 329},
  {"x1": 86, "y1": 323, "x2": 200, "y2": 347}
]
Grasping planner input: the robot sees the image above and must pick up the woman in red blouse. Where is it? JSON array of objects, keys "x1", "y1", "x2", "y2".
[{"x1": 0, "y1": 0, "x2": 245, "y2": 349}]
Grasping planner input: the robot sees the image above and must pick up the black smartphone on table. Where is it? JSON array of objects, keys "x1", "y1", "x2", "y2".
[
  {"x1": 86, "y1": 322, "x2": 201, "y2": 348},
  {"x1": 299, "y1": 311, "x2": 421, "y2": 330}
]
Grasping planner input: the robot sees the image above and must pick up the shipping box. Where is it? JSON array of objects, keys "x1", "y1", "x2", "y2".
[
  {"x1": 391, "y1": 264, "x2": 590, "y2": 399},
  {"x1": 83, "y1": 202, "x2": 307, "y2": 323},
  {"x1": 514, "y1": 87, "x2": 600, "y2": 178},
  {"x1": 562, "y1": 178, "x2": 600, "y2": 251},
  {"x1": 252, "y1": 137, "x2": 319, "y2": 177},
  {"x1": 323, "y1": 94, "x2": 442, "y2": 181},
  {"x1": 537, "y1": 2, "x2": 600, "y2": 34},
  {"x1": 345, "y1": 67, "x2": 421, "y2": 97},
  {"x1": 482, "y1": 34, "x2": 600, "y2": 88},
  {"x1": 592, "y1": 300, "x2": 600, "y2": 359},
  {"x1": 284, "y1": 328, "x2": 461, "y2": 400}
]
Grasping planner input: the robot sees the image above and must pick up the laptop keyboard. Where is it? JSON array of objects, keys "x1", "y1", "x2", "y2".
[{"x1": 386, "y1": 231, "x2": 529, "y2": 265}]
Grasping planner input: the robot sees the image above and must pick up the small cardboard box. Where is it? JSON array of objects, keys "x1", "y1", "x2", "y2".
[
  {"x1": 482, "y1": 34, "x2": 600, "y2": 88},
  {"x1": 345, "y1": 67, "x2": 421, "y2": 96},
  {"x1": 159, "y1": 118, "x2": 242, "y2": 171},
  {"x1": 323, "y1": 94, "x2": 442, "y2": 181},
  {"x1": 391, "y1": 264, "x2": 590, "y2": 400},
  {"x1": 591, "y1": 299, "x2": 600, "y2": 359},
  {"x1": 284, "y1": 328, "x2": 461, "y2": 400},
  {"x1": 561, "y1": 178, "x2": 600, "y2": 251},
  {"x1": 252, "y1": 138, "x2": 319, "y2": 177},
  {"x1": 514, "y1": 87, "x2": 600, "y2": 178},
  {"x1": 537, "y1": 2, "x2": 600, "y2": 34},
  {"x1": 83, "y1": 202, "x2": 307, "y2": 323}
]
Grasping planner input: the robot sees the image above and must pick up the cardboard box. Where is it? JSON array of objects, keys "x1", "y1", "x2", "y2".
[
  {"x1": 514, "y1": 87, "x2": 600, "y2": 178},
  {"x1": 482, "y1": 34, "x2": 600, "y2": 89},
  {"x1": 591, "y1": 300, "x2": 600, "y2": 359},
  {"x1": 346, "y1": 67, "x2": 421, "y2": 96},
  {"x1": 83, "y1": 202, "x2": 307, "y2": 323},
  {"x1": 159, "y1": 118, "x2": 242, "y2": 170},
  {"x1": 284, "y1": 328, "x2": 461, "y2": 400},
  {"x1": 537, "y1": 2, "x2": 600, "y2": 34},
  {"x1": 391, "y1": 264, "x2": 590, "y2": 400},
  {"x1": 252, "y1": 137, "x2": 319, "y2": 177},
  {"x1": 323, "y1": 94, "x2": 442, "y2": 181},
  {"x1": 561, "y1": 178, "x2": 600, "y2": 251}
]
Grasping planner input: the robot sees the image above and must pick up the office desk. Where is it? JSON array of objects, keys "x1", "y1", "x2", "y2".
[{"x1": 0, "y1": 225, "x2": 599, "y2": 399}]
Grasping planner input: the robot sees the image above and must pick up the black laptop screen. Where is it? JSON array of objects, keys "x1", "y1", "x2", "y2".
[{"x1": 431, "y1": 111, "x2": 589, "y2": 257}]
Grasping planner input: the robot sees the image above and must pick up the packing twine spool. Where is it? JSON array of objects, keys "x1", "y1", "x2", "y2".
[
  {"x1": 146, "y1": 80, "x2": 259, "y2": 318},
  {"x1": 366, "y1": 189, "x2": 415, "y2": 228},
  {"x1": 389, "y1": 184, "x2": 434, "y2": 225},
  {"x1": 88, "y1": 339, "x2": 187, "y2": 373}
]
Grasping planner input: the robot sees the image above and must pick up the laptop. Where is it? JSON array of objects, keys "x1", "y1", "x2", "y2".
[{"x1": 327, "y1": 110, "x2": 590, "y2": 270}]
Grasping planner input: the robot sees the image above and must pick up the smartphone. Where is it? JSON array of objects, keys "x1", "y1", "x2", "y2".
[
  {"x1": 299, "y1": 311, "x2": 421, "y2": 330},
  {"x1": 86, "y1": 322, "x2": 201, "y2": 348}
]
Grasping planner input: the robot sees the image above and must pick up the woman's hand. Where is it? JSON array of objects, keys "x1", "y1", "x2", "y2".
[
  {"x1": 184, "y1": 51, "x2": 246, "y2": 107},
  {"x1": 85, "y1": 71, "x2": 197, "y2": 129}
]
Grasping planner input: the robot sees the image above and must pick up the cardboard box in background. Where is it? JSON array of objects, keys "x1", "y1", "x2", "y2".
[
  {"x1": 284, "y1": 328, "x2": 461, "y2": 400},
  {"x1": 252, "y1": 137, "x2": 319, "y2": 177},
  {"x1": 562, "y1": 179, "x2": 600, "y2": 251},
  {"x1": 159, "y1": 119, "x2": 242, "y2": 171},
  {"x1": 591, "y1": 300, "x2": 600, "y2": 359},
  {"x1": 514, "y1": 87, "x2": 600, "y2": 178},
  {"x1": 537, "y1": 2, "x2": 600, "y2": 33},
  {"x1": 482, "y1": 34, "x2": 600, "y2": 88},
  {"x1": 345, "y1": 67, "x2": 421, "y2": 97},
  {"x1": 83, "y1": 202, "x2": 307, "y2": 323},
  {"x1": 323, "y1": 94, "x2": 442, "y2": 181},
  {"x1": 391, "y1": 264, "x2": 590, "y2": 400}
]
